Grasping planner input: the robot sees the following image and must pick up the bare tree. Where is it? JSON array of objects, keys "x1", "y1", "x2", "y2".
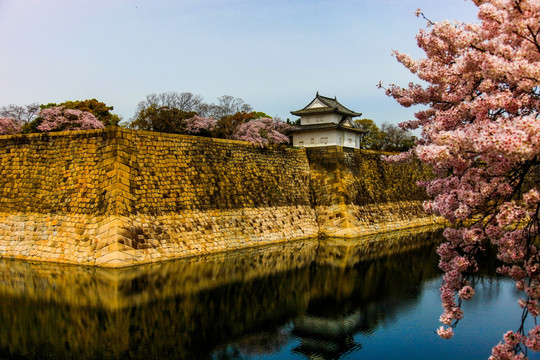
[
  {"x1": 379, "y1": 122, "x2": 416, "y2": 151},
  {"x1": 0, "y1": 103, "x2": 40, "y2": 124},
  {"x1": 132, "y1": 92, "x2": 204, "y2": 121},
  {"x1": 210, "y1": 95, "x2": 253, "y2": 119},
  {"x1": 197, "y1": 95, "x2": 252, "y2": 119},
  {"x1": 131, "y1": 92, "x2": 253, "y2": 123}
]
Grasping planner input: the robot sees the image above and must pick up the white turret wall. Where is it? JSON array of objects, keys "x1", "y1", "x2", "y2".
[
  {"x1": 300, "y1": 114, "x2": 340, "y2": 126},
  {"x1": 292, "y1": 130, "x2": 361, "y2": 149}
]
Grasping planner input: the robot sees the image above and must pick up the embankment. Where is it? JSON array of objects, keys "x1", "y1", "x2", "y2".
[
  {"x1": 307, "y1": 146, "x2": 439, "y2": 237},
  {"x1": 0, "y1": 128, "x2": 438, "y2": 267},
  {"x1": 0, "y1": 128, "x2": 317, "y2": 267}
]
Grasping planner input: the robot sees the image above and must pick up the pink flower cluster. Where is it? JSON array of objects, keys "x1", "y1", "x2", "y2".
[
  {"x1": 231, "y1": 118, "x2": 291, "y2": 147},
  {"x1": 184, "y1": 115, "x2": 217, "y2": 134},
  {"x1": 436, "y1": 326, "x2": 454, "y2": 340},
  {"x1": 384, "y1": 0, "x2": 540, "y2": 357},
  {"x1": 490, "y1": 328, "x2": 540, "y2": 360},
  {"x1": 0, "y1": 117, "x2": 21, "y2": 135},
  {"x1": 382, "y1": 149, "x2": 414, "y2": 163},
  {"x1": 37, "y1": 106, "x2": 104, "y2": 132}
]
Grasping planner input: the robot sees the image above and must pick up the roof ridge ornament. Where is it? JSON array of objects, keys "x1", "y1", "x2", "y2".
[{"x1": 290, "y1": 93, "x2": 362, "y2": 118}]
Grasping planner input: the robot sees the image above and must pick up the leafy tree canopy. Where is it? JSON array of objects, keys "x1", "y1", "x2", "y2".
[
  {"x1": 286, "y1": 118, "x2": 300, "y2": 126},
  {"x1": 354, "y1": 118, "x2": 386, "y2": 150}
]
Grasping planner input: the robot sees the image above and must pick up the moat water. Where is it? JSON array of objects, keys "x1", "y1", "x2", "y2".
[{"x1": 0, "y1": 227, "x2": 537, "y2": 360}]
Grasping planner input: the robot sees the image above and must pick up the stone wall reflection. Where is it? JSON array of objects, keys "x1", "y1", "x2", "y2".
[
  {"x1": 0, "y1": 228, "x2": 444, "y2": 359},
  {"x1": 0, "y1": 240, "x2": 318, "y2": 309}
]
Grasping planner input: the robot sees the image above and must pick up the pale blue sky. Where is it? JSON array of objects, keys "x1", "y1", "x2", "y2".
[{"x1": 0, "y1": 0, "x2": 478, "y2": 125}]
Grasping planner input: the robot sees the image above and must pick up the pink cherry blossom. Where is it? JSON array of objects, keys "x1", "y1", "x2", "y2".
[
  {"x1": 503, "y1": 331, "x2": 524, "y2": 347},
  {"x1": 184, "y1": 115, "x2": 217, "y2": 134},
  {"x1": 525, "y1": 326, "x2": 540, "y2": 351},
  {"x1": 37, "y1": 106, "x2": 104, "y2": 132},
  {"x1": 458, "y1": 285, "x2": 475, "y2": 300},
  {"x1": 384, "y1": 0, "x2": 540, "y2": 357},
  {"x1": 0, "y1": 117, "x2": 21, "y2": 135},
  {"x1": 231, "y1": 118, "x2": 291, "y2": 147},
  {"x1": 436, "y1": 326, "x2": 454, "y2": 340}
]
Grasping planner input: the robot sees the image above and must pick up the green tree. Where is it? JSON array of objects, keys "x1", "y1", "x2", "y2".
[
  {"x1": 286, "y1": 118, "x2": 300, "y2": 126},
  {"x1": 354, "y1": 118, "x2": 385, "y2": 150},
  {"x1": 251, "y1": 111, "x2": 271, "y2": 119},
  {"x1": 21, "y1": 117, "x2": 43, "y2": 134}
]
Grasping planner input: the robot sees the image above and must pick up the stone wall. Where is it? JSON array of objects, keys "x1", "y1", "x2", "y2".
[
  {"x1": 0, "y1": 129, "x2": 439, "y2": 267},
  {"x1": 0, "y1": 128, "x2": 317, "y2": 267},
  {"x1": 307, "y1": 146, "x2": 440, "y2": 237},
  {"x1": 0, "y1": 129, "x2": 115, "y2": 265}
]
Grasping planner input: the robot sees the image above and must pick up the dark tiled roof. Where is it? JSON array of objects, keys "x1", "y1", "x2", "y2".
[
  {"x1": 291, "y1": 93, "x2": 362, "y2": 117},
  {"x1": 290, "y1": 107, "x2": 335, "y2": 116}
]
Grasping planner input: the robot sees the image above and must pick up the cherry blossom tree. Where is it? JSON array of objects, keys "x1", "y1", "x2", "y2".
[
  {"x1": 0, "y1": 117, "x2": 22, "y2": 135},
  {"x1": 382, "y1": 1, "x2": 539, "y2": 358},
  {"x1": 37, "y1": 106, "x2": 104, "y2": 132},
  {"x1": 184, "y1": 115, "x2": 217, "y2": 136},
  {"x1": 231, "y1": 118, "x2": 291, "y2": 147},
  {"x1": 41, "y1": 99, "x2": 121, "y2": 127}
]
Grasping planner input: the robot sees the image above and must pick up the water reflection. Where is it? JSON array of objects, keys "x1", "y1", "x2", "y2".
[{"x1": 0, "y1": 227, "x2": 483, "y2": 360}]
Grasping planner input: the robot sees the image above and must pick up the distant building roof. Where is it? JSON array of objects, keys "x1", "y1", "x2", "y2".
[
  {"x1": 291, "y1": 93, "x2": 362, "y2": 117},
  {"x1": 288, "y1": 122, "x2": 366, "y2": 134}
]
